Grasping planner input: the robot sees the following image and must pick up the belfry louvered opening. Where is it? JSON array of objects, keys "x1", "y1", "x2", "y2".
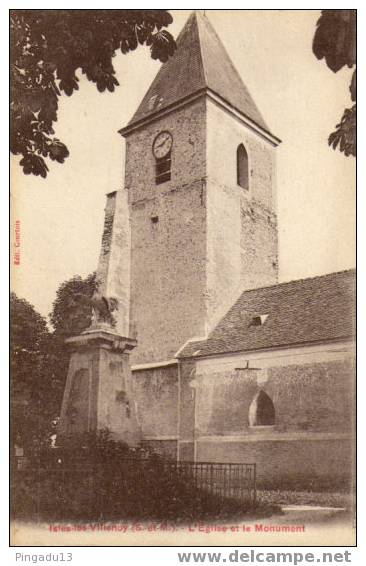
[{"x1": 155, "y1": 152, "x2": 171, "y2": 184}]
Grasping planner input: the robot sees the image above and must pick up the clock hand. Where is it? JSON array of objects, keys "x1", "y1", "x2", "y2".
[{"x1": 155, "y1": 139, "x2": 167, "y2": 148}]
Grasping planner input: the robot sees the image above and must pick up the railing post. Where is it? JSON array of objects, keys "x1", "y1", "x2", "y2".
[{"x1": 253, "y1": 463, "x2": 257, "y2": 505}]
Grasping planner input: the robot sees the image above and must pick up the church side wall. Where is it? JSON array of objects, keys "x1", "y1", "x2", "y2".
[
  {"x1": 197, "y1": 438, "x2": 353, "y2": 488},
  {"x1": 195, "y1": 359, "x2": 354, "y2": 436},
  {"x1": 132, "y1": 365, "x2": 179, "y2": 459},
  {"x1": 179, "y1": 344, "x2": 355, "y2": 485}
]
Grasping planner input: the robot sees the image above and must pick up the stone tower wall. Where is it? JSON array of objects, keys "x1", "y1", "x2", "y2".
[
  {"x1": 125, "y1": 98, "x2": 208, "y2": 364},
  {"x1": 123, "y1": 97, "x2": 278, "y2": 363},
  {"x1": 205, "y1": 99, "x2": 278, "y2": 331}
]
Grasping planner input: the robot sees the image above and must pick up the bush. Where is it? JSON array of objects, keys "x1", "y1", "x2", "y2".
[{"x1": 11, "y1": 430, "x2": 278, "y2": 522}]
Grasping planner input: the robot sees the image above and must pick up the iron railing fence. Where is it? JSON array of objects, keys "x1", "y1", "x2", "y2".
[
  {"x1": 148, "y1": 460, "x2": 256, "y2": 504},
  {"x1": 14, "y1": 455, "x2": 256, "y2": 505}
]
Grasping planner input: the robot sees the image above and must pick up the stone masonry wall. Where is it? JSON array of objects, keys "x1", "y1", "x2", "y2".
[
  {"x1": 194, "y1": 359, "x2": 354, "y2": 436},
  {"x1": 95, "y1": 191, "x2": 132, "y2": 337},
  {"x1": 197, "y1": 438, "x2": 353, "y2": 484},
  {"x1": 125, "y1": 99, "x2": 207, "y2": 201},
  {"x1": 177, "y1": 354, "x2": 355, "y2": 483},
  {"x1": 132, "y1": 365, "x2": 179, "y2": 438},
  {"x1": 124, "y1": 99, "x2": 208, "y2": 363},
  {"x1": 206, "y1": 98, "x2": 277, "y2": 211},
  {"x1": 206, "y1": 99, "x2": 278, "y2": 331},
  {"x1": 177, "y1": 360, "x2": 196, "y2": 462},
  {"x1": 59, "y1": 342, "x2": 141, "y2": 445},
  {"x1": 123, "y1": 96, "x2": 279, "y2": 362},
  {"x1": 97, "y1": 348, "x2": 141, "y2": 445}
]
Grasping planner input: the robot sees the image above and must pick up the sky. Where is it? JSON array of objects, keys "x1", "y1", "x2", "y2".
[{"x1": 11, "y1": 9, "x2": 356, "y2": 322}]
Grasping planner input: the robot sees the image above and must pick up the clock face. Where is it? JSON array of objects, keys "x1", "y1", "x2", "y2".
[{"x1": 152, "y1": 131, "x2": 173, "y2": 159}]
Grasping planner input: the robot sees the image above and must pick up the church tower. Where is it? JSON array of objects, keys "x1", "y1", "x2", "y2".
[
  {"x1": 58, "y1": 11, "x2": 280, "y2": 446},
  {"x1": 120, "y1": 12, "x2": 280, "y2": 365}
]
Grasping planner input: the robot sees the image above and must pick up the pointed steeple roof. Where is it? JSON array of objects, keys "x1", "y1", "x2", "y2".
[{"x1": 121, "y1": 11, "x2": 274, "y2": 138}]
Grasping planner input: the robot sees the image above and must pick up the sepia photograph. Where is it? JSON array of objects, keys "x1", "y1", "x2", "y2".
[{"x1": 10, "y1": 9, "x2": 356, "y2": 546}]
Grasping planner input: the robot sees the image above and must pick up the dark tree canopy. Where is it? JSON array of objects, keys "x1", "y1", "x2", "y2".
[
  {"x1": 313, "y1": 10, "x2": 356, "y2": 157},
  {"x1": 10, "y1": 292, "x2": 49, "y2": 389},
  {"x1": 10, "y1": 293, "x2": 50, "y2": 445},
  {"x1": 10, "y1": 10, "x2": 176, "y2": 178},
  {"x1": 44, "y1": 273, "x2": 98, "y2": 425},
  {"x1": 11, "y1": 275, "x2": 98, "y2": 449},
  {"x1": 50, "y1": 272, "x2": 97, "y2": 337}
]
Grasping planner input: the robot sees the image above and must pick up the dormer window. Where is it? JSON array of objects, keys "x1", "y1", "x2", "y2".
[
  {"x1": 237, "y1": 143, "x2": 249, "y2": 190},
  {"x1": 250, "y1": 314, "x2": 269, "y2": 327}
]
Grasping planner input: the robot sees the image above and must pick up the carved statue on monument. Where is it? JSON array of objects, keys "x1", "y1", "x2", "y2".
[{"x1": 90, "y1": 293, "x2": 119, "y2": 328}]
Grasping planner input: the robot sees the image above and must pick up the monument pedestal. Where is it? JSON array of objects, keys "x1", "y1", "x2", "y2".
[{"x1": 58, "y1": 328, "x2": 141, "y2": 446}]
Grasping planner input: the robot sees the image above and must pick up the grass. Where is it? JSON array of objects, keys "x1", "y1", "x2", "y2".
[{"x1": 257, "y1": 489, "x2": 353, "y2": 508}]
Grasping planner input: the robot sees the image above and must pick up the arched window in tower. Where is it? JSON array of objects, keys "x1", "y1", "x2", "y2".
[
  {"x1": 248, "y1": 390, "x2": 275, "y2": 427},
  {"x1": 237, "y1": 143, "x2": 249, "y2": 190}
]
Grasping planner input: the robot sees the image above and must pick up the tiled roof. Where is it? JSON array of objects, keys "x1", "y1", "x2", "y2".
[
  {"x1": 123, "y1": 11, "x2": 270, "y2": 133},
  {"x1": 178, "y1": 269, "x2": 356, "y2": 358}
]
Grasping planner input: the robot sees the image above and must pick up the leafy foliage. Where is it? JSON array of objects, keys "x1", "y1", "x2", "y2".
[
  {"x1": 313, "y1": 10, "x2": 356, "y2": 156},
  {"x1": 328, "y1": 104, "x2": 356, "y2": 157},
  {"x1": 10, "y1": 274, "x2": 98, "y2": 452},
  {"x1": 46, "y1": 272, "x2": 98, "y2": 425},
  {"x1": 10, "y1": 293, "x2": 50, "y2": 445},
  {"x1": 313, "y1": 10, "x2": 356, "y2": 72},
  {"x1": 49, "y1": 272, "x2": 97, "y2": 336},
  {"x1": 10, "y1": 10, "x2": 176, "y2": 177}
]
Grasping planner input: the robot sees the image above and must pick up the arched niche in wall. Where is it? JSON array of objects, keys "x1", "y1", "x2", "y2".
[{"x1": 248, "y1": 390, "x2": 275, "y2": 427}]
